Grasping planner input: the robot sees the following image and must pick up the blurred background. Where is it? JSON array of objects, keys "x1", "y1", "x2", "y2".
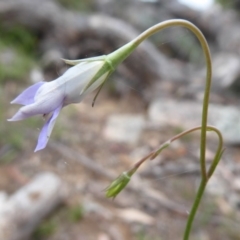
[{"x1": 1, "y1": 0, "x2": 240, "y2": 239}]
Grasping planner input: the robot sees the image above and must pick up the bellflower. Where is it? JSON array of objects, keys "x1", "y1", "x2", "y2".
[
  {"x1": 8, "y1": 41, "x2": 137, "y2": 152},
  {"x1": 9, "y1": 59, "x2": 112, "y2": 152}
]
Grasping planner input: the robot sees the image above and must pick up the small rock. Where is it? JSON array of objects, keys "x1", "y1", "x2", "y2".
[
  {"x1": 0, "y1": 192, "x2": 8, "y2": 210},
  {"x1": 103, "y1": 114, "x2": 145, "y2": 144},
  {"x1": 212, "y1": 53, "x2": 240, "y2": 88},
  {"x1": 148, "y1": 99, "x2": 240, "y2": 144},
  {"x1": 115, "y1": 208, "x2": 154, "y2": 225},
  {"x1": 206, "y1": 173, "x2": 227, "y2": 197},
  {"x1": 232, "y1": 178, "x2": 240, "y2": 192},
  {"x1": 98, "y1": 233, "x2": 110, "y2": 240},
  {"x1": 0, "y1": 172, "x2": 65, "y2": 240},
  {"x1": 30, "y1": 68, "x2": 44, "y2": 83}
]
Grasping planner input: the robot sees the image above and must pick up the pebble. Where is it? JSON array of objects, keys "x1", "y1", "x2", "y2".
[
  {"x1": 148, "y1": 99, "x2": 240, "y2": 144},
  {"x1": 103, "y1": 114, "x2": 145, "y2": 144}
]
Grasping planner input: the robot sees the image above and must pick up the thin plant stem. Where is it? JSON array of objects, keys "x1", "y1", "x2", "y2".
[
  {"x1": 108, "y1": 20, "x2": 217, "y2": 240},
  {"x1": 130, "y1": 21, "x2": 212, "y2": 240},
  {"x1": 207, "y1": 127, "x2": 224, "y2": 178},
  {"x1": 183, "y1": 126, "x2": 223, "y2": 240},
  {"x1": 133, "y1": 125, "x2": 223, "y2": 178},
  {"x1": 183, "y1": 178, "x2": 207, "y2": 240},
  {"x1": 128, "y1": 125, "x2": 223, "y2": 240},
  {"x1": 109, "y1": 19, "x2": 211, "y2": 178},
  {"x1": 151, "y1": 126, "x2": 223, "y2": 160},
  {"x1": 131, "y1": 19, "x2": 212, "y2": 181},
  {"x1": 109, "y1": 20, "x2": 212, "y2": 179}
]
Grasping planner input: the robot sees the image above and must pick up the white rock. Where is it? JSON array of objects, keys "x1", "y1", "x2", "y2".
[
  {"x1": 30, "y1": 68, "x2": 44, "y2": 83},
  {"x1": 212, "y1": 53, "x2": 240, "y2": 88},
  {"x1": 148, "y1": 99, "x2": 240, "y2": 144},
  {"x1": 98, "y1": 233, "x2": 111, "y2": 240},
  {"x1": 115, "y1": 208, "x2": 154, "y2": 225},
  {"x1": 0, "y1": 192, "x2": 8, "y2": 210},
  {"x1": 103, "y1": 114, "x2": 145, "y2": 144},
  {"x1": 232, "y1": 178, "x2": 240, "y2": 192},
  {"x1": 206, "y1": 173, "x2": 227, "y2": 197},
  {"x1": 0, "y1": 172, "x2": 65, "y2": 240}
]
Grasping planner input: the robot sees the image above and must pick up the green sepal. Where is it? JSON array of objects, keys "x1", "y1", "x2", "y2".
[
  {"x1": 105, "y1": 172, "x2": 131, "y2": 199},
  {"x1": 82, "y1": 58, "x2": 114, "y2": 93},
  {"x1": 107, "y1": 40, "x2": 138, "y2": 69},
  {"x1": 62, "y1": 55, "x2": 107, "y2": 66},
  {"x1": 84, "y1": 40, "x2": 137, "y2": 92}
]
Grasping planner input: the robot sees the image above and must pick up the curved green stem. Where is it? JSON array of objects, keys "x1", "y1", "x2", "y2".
[
  {"x1": 183, "y1": 126, "x2": 223, "y2": 240},
  {"x1": 108, "y1": 19, "x2": 216, "y2": 240},
  {"x1": 207, "y1": 127, "x2": 224, "y2": 178},
  {"x1": 183, "y1": 178, "x2": 207, "y2": 240},
  {"x1": 150, "y1": 126, "x2": 220, "y2": 160},
  {"x1": 129, "y1": 125, "x2": 224, "y2": 240},
  {"x1": 152, "y1": 125, "x2": 223, "y2": 240},
  {"x1": 134, "y1": 20, "x2": 212, "y2": 181},
  {"x1": 109, "y1": 19, "x2": 212, "y2": 181}
]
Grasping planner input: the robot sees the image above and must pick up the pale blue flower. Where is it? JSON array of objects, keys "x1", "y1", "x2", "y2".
[
  {"x1": 8, "y1": 39, "x2": 138, "y2": 152},
  {"x1": 8, "y1": 60, "x2": 110, "y2": 152}
]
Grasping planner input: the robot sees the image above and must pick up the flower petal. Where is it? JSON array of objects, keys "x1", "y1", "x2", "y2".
[
  {"x1": 11, "y1": 82, "x2": 45, "y2": 105},
  {"x1": 8, "y1": 109, "x2": 31, "y2": 121},
  {"x1": 61, "y1": 61, "x2": 105, "y2": 104},
  {"x1": 62, "y1": 56, "x2": 106, "y2": 65},
  {"x1": 34, "y1": 103, "x2": 62, "y2": 152},
  {"x1": 8, "y1": 83, "x2": 64, "y2": 122}
]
